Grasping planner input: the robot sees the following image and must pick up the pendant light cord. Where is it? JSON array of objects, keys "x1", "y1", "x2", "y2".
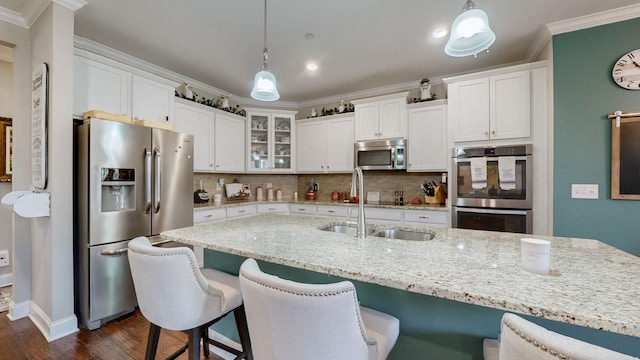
[{"x1": 262, "y1": 0, "x2": 268, "y2": 70}]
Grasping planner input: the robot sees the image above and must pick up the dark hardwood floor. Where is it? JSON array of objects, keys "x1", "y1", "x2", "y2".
[{"x1": 0, "y1": 309, "x2": 226, "y2": 359}]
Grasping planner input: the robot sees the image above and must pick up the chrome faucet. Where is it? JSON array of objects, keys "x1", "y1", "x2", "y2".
[{"x1": 350, "y1": 167, "x2": 367, "y2": 239}]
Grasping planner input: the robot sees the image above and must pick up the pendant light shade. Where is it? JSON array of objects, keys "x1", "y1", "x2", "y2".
[
  {"x1": 251, "y1": 0, "x2": 280, "y2": 101},
  {"x1": 445, "y1": 0, "x2": 495, "y2": 57}
]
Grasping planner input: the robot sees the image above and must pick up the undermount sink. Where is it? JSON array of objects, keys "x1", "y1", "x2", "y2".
[
  {"x1": 372, "y1": 229, "x2": 435, "y2": 241},
  {"x1": 319, "y1": 224, "x2": 434, "y2": 241},
  {"x1": 319, "y1": 224, "x2": 376, "y2": 236}
]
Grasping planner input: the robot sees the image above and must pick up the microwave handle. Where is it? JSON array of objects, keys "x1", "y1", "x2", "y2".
[{"x1": 390, "y1": 147, "x2": 396, "y2": 164}]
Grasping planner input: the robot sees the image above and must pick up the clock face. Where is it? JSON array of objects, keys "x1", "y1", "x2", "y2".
[{"x1": 612, "y1": 49, "x2": 640, "y2": 90}]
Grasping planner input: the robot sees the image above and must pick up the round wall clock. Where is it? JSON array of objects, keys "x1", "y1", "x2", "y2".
[{"x1": 612, "y1": 49, "x2": 640, "y2": 90}]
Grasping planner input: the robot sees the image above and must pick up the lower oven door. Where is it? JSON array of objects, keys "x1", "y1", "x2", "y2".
[{"x1": 452, "y1": 207, "x2": 533, "y2": 234}]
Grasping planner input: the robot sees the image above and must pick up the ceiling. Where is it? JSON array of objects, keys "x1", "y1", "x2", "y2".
[{"x1": 2, "y1": 0, "x2": 640, "y2": 104}]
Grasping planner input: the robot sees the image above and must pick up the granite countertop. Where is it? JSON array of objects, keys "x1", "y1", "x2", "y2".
[
  {"x1": 194, "y1": 199, "x2": 448, "y2": 211},
  {"x1": 161, "y1": 214, "x2": 640, "y2": 338}
]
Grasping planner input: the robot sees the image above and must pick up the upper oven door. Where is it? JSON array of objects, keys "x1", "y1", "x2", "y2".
[{"x1": 452, "y1": 154, "x2": 532, "y2": 209}]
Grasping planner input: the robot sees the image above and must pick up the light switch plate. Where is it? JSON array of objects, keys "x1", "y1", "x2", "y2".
[{"x1": 571, "y1": 184, "x2": 599, "y2": 199}]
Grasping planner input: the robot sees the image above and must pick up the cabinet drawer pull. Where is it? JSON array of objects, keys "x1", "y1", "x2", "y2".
[
  {"x1": 328, "y1": 210, "x2": 335, "y2": 213},
  {"x1": 204, "y1": 214, "x2": 213, "y2": 218},
  {"x1": 419, "y1": 216, "x2": 429, "y2": 219},
  {"x1": 297, "y1": 208, "x2": 305, "y2": 211},
  {"x1": 238, "y1": 210, "x2": 246, "y2": 213},
  {"x1": 268, "y1": 207, "x2": 276, "y2": 210}
]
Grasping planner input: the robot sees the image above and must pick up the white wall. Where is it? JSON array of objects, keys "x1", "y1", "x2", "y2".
[{"x1": 0, "y1": 57, "x2": 13, "y2": 284}]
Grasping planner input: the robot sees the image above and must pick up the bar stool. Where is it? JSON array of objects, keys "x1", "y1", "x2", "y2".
[
  {"x1": 238, "y1": 258, "x2": 399, "y2": 360},
  {"x1": 484, "y1": 313, "x2": 636, "y2": 360},
  {"x1": 127, "y1": 236, "x2": 252, "y2": 360}
]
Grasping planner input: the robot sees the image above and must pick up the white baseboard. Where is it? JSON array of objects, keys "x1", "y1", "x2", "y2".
[
  {"x1": 7, "y1": 299, "x2": 28, "y2": 320},
  {"x1": 0, "y1": 273, "x2": 12, "y2": 287},
  {"x1": 28, "y1": 301, "x2": 79, "y2": 342},
  {"x1": 207, "y1": 329, "x2": 243, "y2": 360}
]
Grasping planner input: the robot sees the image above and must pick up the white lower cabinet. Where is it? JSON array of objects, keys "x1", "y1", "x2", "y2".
[
  {"x1": 365, "y1": 208, "x2": 403, "y2": 223},
  {"x1": 289, "y1": 204, "x2": 318, "y2": 215},
  {"x1": 403, "y1": 209, "x2": 448, "y2": 227},
  {"x1": 194, "y1": 208, "x2": 226, "y2": 224},
  {"x1": 257, "y1": 203, "x2": 290, "y2": 214},
  {"x1": 317, "y1": 205, "x2": 352, "y2": 217},
  {"x1": 226, "y1": 205, "x2": 257, "y2": 219}
]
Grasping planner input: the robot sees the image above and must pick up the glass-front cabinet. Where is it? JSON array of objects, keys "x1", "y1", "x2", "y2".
[{"x1": 245, "y1": 109, "x2": 297, "y2": 173}]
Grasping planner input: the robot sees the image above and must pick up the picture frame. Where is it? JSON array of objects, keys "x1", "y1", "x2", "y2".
[
  {"x1": 0, "y1": 117, "x2": 11, "y2": 182},
  {"x1": 31, "y1": 63, "x2": 48, "y2": 190},
  {"x1": 611, "y1": 116, "x2": 640, "y2": 199}
]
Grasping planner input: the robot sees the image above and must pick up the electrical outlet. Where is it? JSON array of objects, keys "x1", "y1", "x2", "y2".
[
  {"x1": 571, "y1": 184, "x2": 599, "y2": 199},
  {"x1": 0, "y1": 250, "x2": 9, "y2": 267}
]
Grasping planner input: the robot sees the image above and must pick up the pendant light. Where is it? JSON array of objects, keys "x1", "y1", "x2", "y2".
[
  {"x1": 445, "y1": 0, "x2": 495, "y2": 57},
  {"x1": 251, "y1": 0, "x2": 280, "y2": 101}
]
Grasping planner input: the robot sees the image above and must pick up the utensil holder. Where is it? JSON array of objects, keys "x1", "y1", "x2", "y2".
[{"x1": 424, "y1": 186, "x2": 446, "y2": 205}]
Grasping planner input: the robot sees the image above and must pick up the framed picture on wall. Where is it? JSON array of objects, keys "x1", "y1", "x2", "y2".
[
  {"x1": 611, "y1": 116, "x2": 640, "y2": 199},
  {"x1": 31, "y1": 63, "x2": 48, "y2": 190},
  {"x1": 0, "y1": 117, "x2": 11, "y2": 182}
]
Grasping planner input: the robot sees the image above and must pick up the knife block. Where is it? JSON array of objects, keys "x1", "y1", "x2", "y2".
[{"x1": 424, "y1": 186, "x2": 446, "y2": 205}]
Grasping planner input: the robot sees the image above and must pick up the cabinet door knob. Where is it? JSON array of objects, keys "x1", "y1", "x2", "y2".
[
  {"x1": 216, "y1": 164, "x2": 220, "y2": 168},
  {"x1": 210, "y1": 164, "x2": 214, "y2": 167},
  {"x1": 491, "y1": 130, "x2": 496, "y2": 135},
  {"x1": 485, "y1": 131, "x2": 489, "y2": 136},
  {"x1": 327, "y1": 165, "x2": 330, "y2": 169},
  {"x1": 321, "y1": 165, "x2": 324, "y2": 169}
]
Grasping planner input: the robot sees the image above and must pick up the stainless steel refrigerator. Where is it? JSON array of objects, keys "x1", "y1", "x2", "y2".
[{"x1": 74, "y1": 118, "x2": 194, "y2": 330}]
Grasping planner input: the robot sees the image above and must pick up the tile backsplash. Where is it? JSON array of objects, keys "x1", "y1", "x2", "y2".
[{"x1": 194, "y1": 171, "x2": 446, "y2": 205}]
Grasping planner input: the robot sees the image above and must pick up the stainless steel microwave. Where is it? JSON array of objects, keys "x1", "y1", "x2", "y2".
[{"x1": 354, "y1": 138, "x2": 406, "y2": 170}]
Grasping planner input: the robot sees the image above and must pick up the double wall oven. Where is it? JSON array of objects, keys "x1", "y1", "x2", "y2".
[{"x1": 451, "y1": 144, "x2": 533, "y2": 234}]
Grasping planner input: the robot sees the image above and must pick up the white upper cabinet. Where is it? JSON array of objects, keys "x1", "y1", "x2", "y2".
[
  {"x1": 73, "y1": 51, "x2": 178, "y2": 124},
  {"x1": 173, "y1": 99, "x2": 214, "y2": 171},
  {"x1": 214, "y1": 112, "x2": 245, "y2": 173},
  {"x1": 173, "y1": 98, "x2": 245, "y2": 173},
  {"x1": 353, "y1": 92, "x2": 408, "y2": 141},
  {"x1": 131, "y1": 74, "x2": 176, "y2": 123},
  {"x1": 296, "y1": 114, "x2": 354, "y2": 173},
  {"x1": 246, "y1": 109, "x2": 297, "y2": 173},
  {"x1": 73, "y1": 56, "x2": 131, "y2": 117},
  {"x1": 448, "y1": 69, "x2": 531, "y2": 142},
  {"x1": 407, "y1": 101, "x2": 447, "y2": 172}
]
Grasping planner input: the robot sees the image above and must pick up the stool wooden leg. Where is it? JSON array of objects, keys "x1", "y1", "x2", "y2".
[
  {"x1": 145, "y1": 323, "x2": 161, "y2": 360},
  {"x1": 234, "y1": 305, "x2": 253, "y2": 360},
  {"x1": 201, "y1": 324, "x2": 210, "y2": 357},
  {"x1": 187, "y1": 327, "x2": 201, "y2": 360}
]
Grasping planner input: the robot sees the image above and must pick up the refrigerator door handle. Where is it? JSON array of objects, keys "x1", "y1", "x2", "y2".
[
  {"x1": 154, "y1": 146, "x2": 161, "y2": 214},
  {"x1": 144, "y1": 147, "x2": 152, "y2": 214},
  {"x1": 99, "y1": 248, "x2": 128, "y2": 256}
]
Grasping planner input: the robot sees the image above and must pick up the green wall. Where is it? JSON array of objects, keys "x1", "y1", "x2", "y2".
[{"x1": 553, "y1": 18, "x2": 640, "y2": 256}]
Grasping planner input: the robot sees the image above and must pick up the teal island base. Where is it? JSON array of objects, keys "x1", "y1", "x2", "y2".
[{"x1": 204, "y1": 250, "x2": 639, "y2": 359}]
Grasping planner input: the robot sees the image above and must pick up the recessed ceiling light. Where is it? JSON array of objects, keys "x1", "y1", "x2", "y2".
[
  {"x1": 306, "y1": 63, "x2": 318, "y2": 71},
  {"x1": 305, "y1": 33, "x2": 314, "y2": 40},
  {"x1": 433, "y1": 28, "x2": 448, "y2": 39}
]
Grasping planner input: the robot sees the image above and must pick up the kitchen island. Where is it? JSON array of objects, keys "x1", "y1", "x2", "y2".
[{"x1": 161, "y1": 214, "x2": 640, "y2": 358}]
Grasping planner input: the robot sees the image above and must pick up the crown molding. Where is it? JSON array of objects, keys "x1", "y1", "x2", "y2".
[
  {"x1": 525, "y1": 27, "x2": 552, "y2": 62},
  {"x1": 21, "y1": 0, "x2": 48, "y2": 28},
  {"x1": 547, "y1": 4, "x2": 640, "y2": 35},
  {"x1": 0, "y1": 7, "x2": 28, "y2": 28},
  {"x1": 296, "y1": 76, "x2": 445, "y2": 108},
  {"x1": 0, "y1": 0, "x2": 86, "y2": 29}
]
